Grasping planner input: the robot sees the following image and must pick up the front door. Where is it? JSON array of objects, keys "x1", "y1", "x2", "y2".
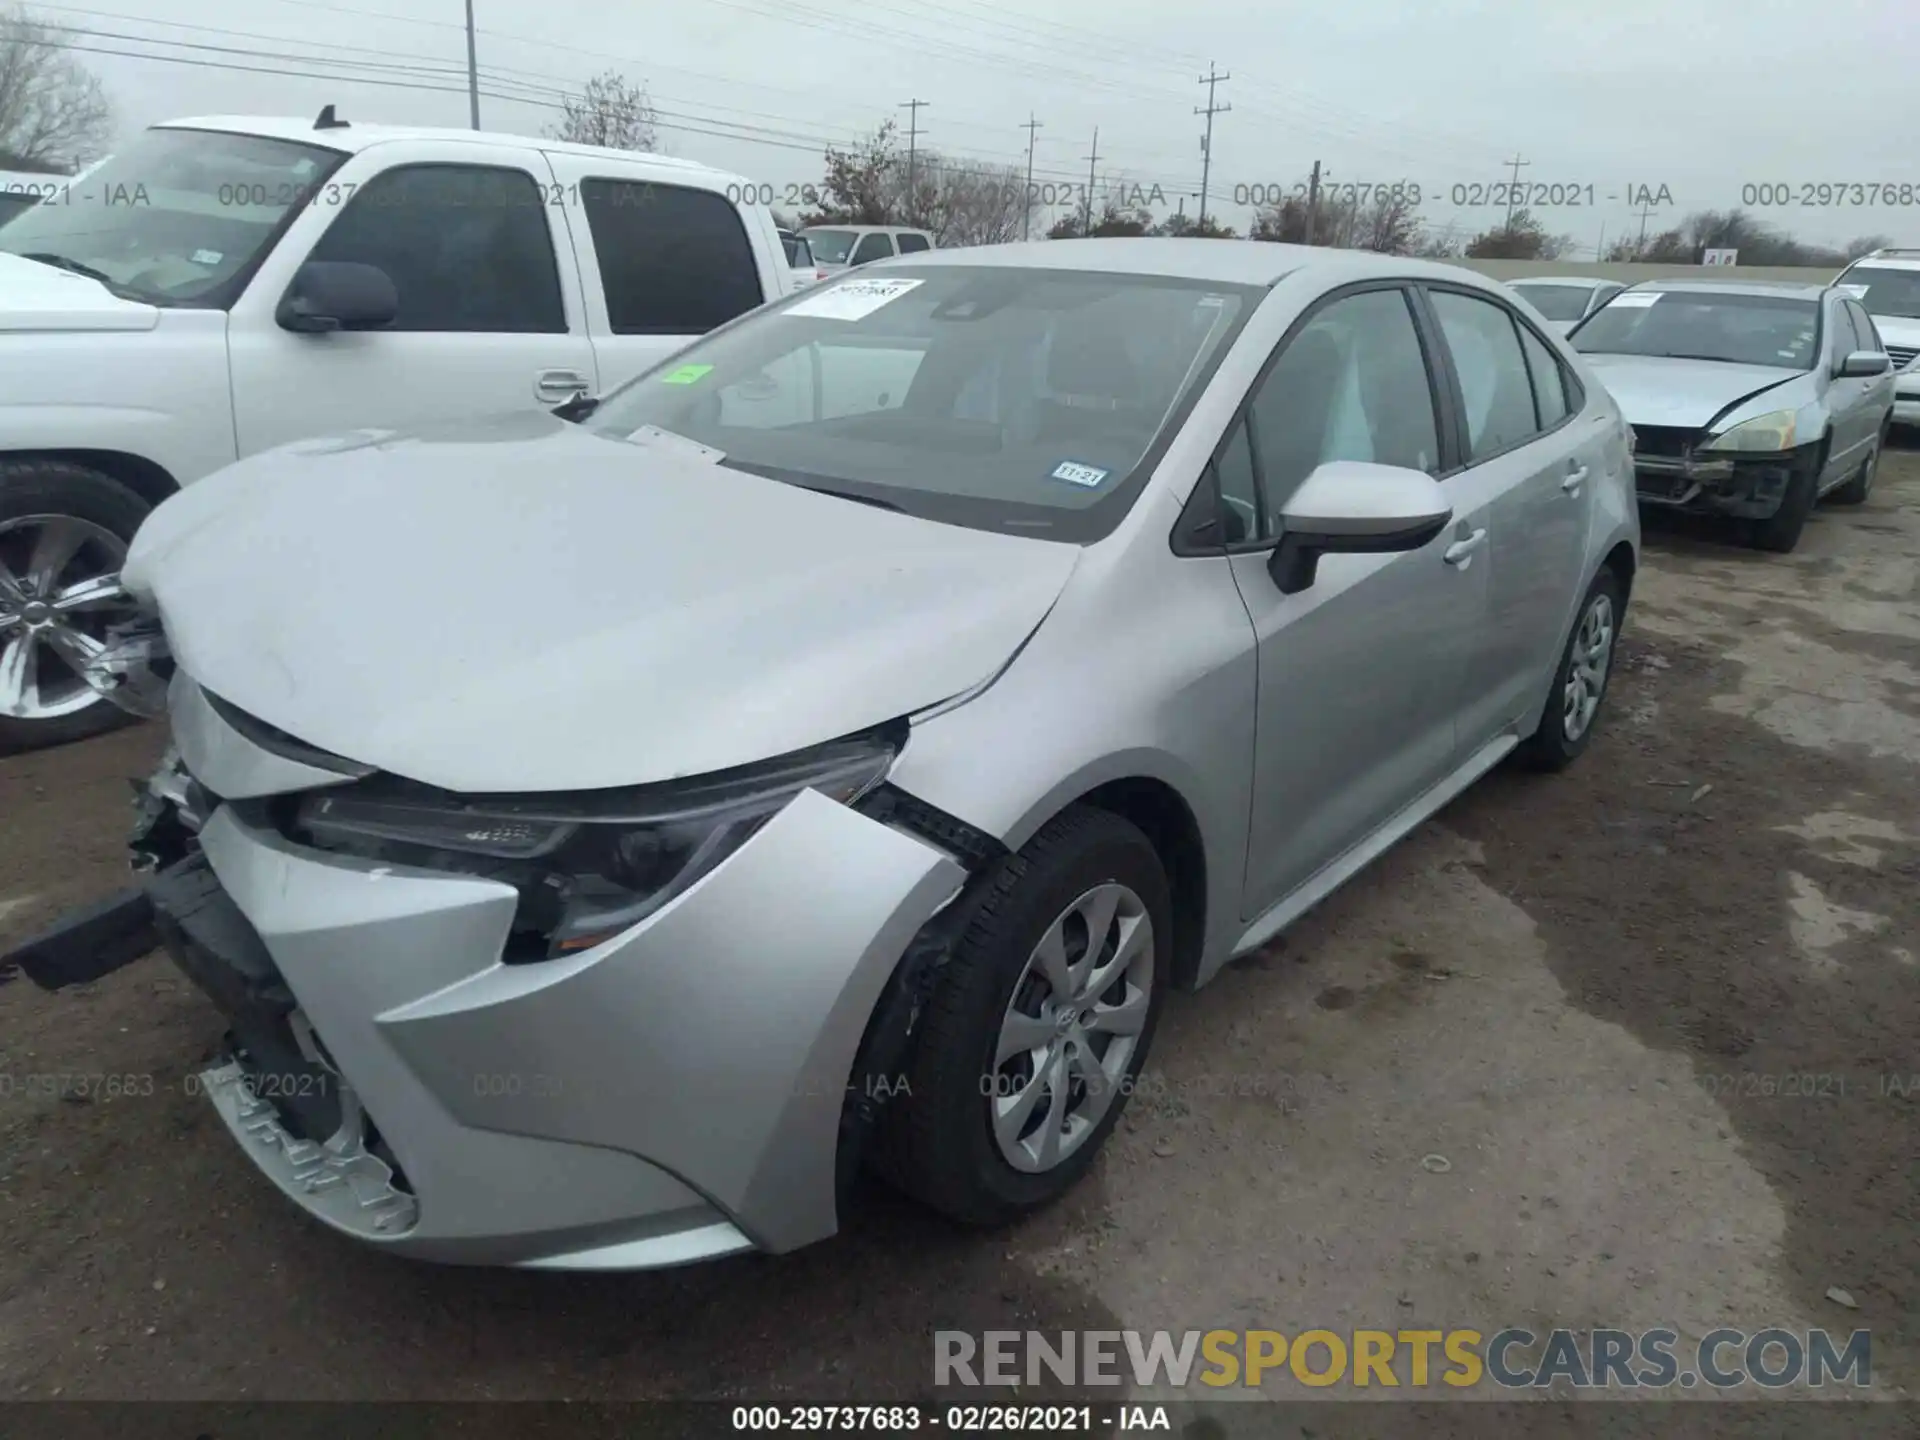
[
  {"x1": 229, "y1": 141, "x2": 597, "y2": 457},
  {"x1": 1227, "y1": 284, "x2": 1492, "y2": 917}
]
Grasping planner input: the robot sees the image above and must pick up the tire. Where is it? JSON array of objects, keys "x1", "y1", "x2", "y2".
[
  {"x1": 1828, "y1": 422, "x2": 1889, "y2": 506},
  {"x1": 1746, "y1": 444, "x2": 1821, "y2": 553},
  {"x1": 1516, "y1": 567, "x2": 1623, "y2": 773},
  {"x1": 0, "y1": 460, "x2": 153, "y2": 755},
  {"x1": 878, "y1": 804, "x2": 1171, "y2": 1228}
]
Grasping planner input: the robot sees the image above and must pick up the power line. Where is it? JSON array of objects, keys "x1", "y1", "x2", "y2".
[{"x1": 1194, "y1": 63, "x2": 1229, "y2": 231}]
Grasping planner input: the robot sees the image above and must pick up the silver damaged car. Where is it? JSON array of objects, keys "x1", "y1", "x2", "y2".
[
  {"x1": 1571, "y1": 279, "x2": 1895, "y2": 552},
  {"x1": 7, "y1": 240, "x2": 1640, "y2": 1270}
]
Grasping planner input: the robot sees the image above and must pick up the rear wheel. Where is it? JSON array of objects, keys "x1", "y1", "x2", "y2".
[
  {"x1": 1829, "y1": 422, "x2": 1888, "y2": 505},
  {"x1": 878, "y1": 805, "x2": 1170, "y2": 1228},
  {"x1": 0, "y1": 461, "x2": 151, "y2": 754},
  {"x1": 1516, "y1": 568, "x2": 1622, "y2": 773}
]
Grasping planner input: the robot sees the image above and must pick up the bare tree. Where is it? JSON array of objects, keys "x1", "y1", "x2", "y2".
[
  {"x1": 801, "y1": 124, "x2": 1039, "y2": 244},
  {"x1": 1050, "y1": 175, "x2": 1156, "y2": 237},
  {"x1": 548, "y1": 69, "x2": 656, "y2": 152},
  {"x1": 1464, "y1": 209, "x2": 1566, "y2": 260},
  {"x1": 1845, "y1": 234, "x2": 1894, "y2": 260},
  {"x1": 0, "y1": 6, "x2": 112, "y2": 171}
]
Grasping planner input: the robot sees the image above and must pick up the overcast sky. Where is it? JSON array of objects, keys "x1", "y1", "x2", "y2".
[{"x1": 37, "y1": 0, "x2": 1920, "y2": 253}]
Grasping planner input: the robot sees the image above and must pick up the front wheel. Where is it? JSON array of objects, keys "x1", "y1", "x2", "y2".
[
  {"x1": 0, "y1": 461, "x2": 152, "y2": 755},
  {"x1": 1746, "y1": 446, "x2": 1821, "y2": 552},
  {"x1": 1828, "y1": 422, "x2": 1888, "y2": 506},
  {"x1": 878, "y1": 805, "x2": 1170, "y2": 1228}
]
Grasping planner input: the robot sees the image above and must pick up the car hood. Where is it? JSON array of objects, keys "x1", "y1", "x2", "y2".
[
  {"x1": 1868, "y1": 313, "x2": 1920, "y2": 357},
  {"x1": 1579, "y1": 352, "x2": 1806, "y2": 429},
  {"x1": 0, "y1": 251, "x2": 162, "y2": 333},
  {"x1": 125, "y1": 413, "x2": 1081, "y2": 793}
]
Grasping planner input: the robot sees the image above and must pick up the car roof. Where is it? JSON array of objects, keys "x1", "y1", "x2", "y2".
[
  {"x1": 155, "y1": 115, "x2": 754, "y2": 188},
  {"x1": 0, "y1": 168, "x2": 68, "y2": 186},
  {"x1": 799, "y1": 223, "x2": 932, "y2": 235},
  {"x1": 1512, "y1": 276, "x2": 1614, "y2": 287},
  {"x1": 1843, "y1": 253, "x2": 1920, "y2": 272},
  {"x1": 1626, "y1": 277, "x2": 1831, "y2": 300},
  {"x1": 861, "y1": 237, "x2": 1512, "y2": 290}
]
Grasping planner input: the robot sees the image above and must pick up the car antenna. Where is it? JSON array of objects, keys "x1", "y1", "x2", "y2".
[{"x1": 314, "y1": 104, "x2": 349, "y2": 130}]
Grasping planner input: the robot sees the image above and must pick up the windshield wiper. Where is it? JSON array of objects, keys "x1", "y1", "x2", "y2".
[
  {"x1": 16, "y1": 251, "x2": 117, "y2": 286},
  {"x1": 799, "y1": 483, "x2": 902, "y2": 512}
]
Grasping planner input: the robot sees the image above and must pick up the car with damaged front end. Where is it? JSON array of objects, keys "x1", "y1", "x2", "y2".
[
  {"x1": 1571, "y1": 279, "x2": 1894, "y2": 552},
  {"x1": 4, "y1": 240, "x2": 1638, "y2": 1270}
]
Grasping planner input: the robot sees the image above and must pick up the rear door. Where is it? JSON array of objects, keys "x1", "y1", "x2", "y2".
[
  {"x1": 540, "y1": 157, "x2": 770, "y2": 396},
  {"x1": 1418, "y1": 284, "x2": 1592, "y2": 749},
  {"x1": 1222, "y1": 282, "x2": 1491, "y2": 916},
  {"x1": 229, "y1": 140, "x2": 596, "y2": 453}
]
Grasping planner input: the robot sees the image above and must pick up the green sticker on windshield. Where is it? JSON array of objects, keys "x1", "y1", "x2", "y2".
[{"x1": 659, "y1": 363, "x2": 713, "y2": 385}]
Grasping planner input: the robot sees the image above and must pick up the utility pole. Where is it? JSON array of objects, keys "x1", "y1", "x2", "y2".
[
  {"x1": 1595, "y1": 221, "x2": 1606, "y2": 262},
  {"x1": 1020, "y1": 114, "x2": 1042, "y2": 241},
  {"x1": 1082, "y1": 128, "x2": 1099, "y2": 237},
  {"x1": 463, "y1": 0, "x2": 480, "y2": 129},
  {"x1": 1634, "y1": 199, "x2": 1657, "y2": 254},
  {"x1": 1305, "y1": 160, "x2": 1322, "y2": 245},
  {"x1": 1502, "y1": 152, "x2": 1530, "y2": 230},
  {"x1": 1194, "y1": 63, "x2": 1230, "y2": 230},
  {"x1": 900, "y1": 99, "x2": 929, "y2": 224}
]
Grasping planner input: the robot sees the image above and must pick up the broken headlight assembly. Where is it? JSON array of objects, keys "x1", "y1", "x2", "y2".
[
  {"x1": 1702, "y1": 409, "x2": 1797, "y2": 453},
  {"x1": 82, "y1": 612, "x2": 174, "y2": 718},
  {"x1": 285, "y1": 730, "x2": 901, "y2": 961}
]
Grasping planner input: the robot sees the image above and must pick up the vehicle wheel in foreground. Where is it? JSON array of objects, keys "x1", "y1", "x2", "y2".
[
  {"x1": 879, "y1": 805, "x2": 1170, "y2": 1228},
  {"x1": 1745, "y1": 447, "x2": 1821, "y2": 553},
  {"x1": 0, "y1": 461, "x2": 152, "y2": 755},
  {"x1": 1516, "y1": 567, "x2": 1623, "y2": 773},
  {"x1": 1829, "y1": 423, "x2": 1888, "y2": 505}
]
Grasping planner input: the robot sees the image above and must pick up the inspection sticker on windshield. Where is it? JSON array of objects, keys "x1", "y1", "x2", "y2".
[
  {"x1": 1608, "y1": 292, "x2": 1662, "y2": 308},
  {"x1": 659, "y1": 363, "x2": 713, "y2": 385},
  {"x1": 1049, "y1": 460, "x2": 1110, "y2": 488},
  {"x1": 191, "y1": 249, "x2": 223, "y2": 266},
  {"x1": 785, "y1": 277, "x2": 924, "y2": 321}
]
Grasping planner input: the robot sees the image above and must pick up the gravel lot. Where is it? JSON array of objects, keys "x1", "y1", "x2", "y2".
[{"x1": 1, "y1": 449, "x2": 1915, "y2": 1412}]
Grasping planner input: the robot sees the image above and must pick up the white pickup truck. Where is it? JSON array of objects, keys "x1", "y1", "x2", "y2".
[{"x1": 0, "y1": 109, "x2": 795, "y2": 751}]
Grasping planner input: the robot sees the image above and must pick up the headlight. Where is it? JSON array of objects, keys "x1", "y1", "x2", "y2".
[
  {"x1": 1703, "y1": 409, "x2": 1797, "y2": 453},
  {"x1": 290, "y1": 733, "x2": 898, "y2": 959}
]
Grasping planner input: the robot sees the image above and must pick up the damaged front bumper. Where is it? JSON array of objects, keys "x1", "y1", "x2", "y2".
[
  {"x1": 6, "y1": 676, "x2": 973, "y2": 1269},
  {"x1": 1633, "y1": 441, "x2": 1816, "y2": 520}
]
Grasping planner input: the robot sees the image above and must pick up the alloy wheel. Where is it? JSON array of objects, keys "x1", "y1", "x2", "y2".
[
  {"x1": 988, "y1": 882, "x2": 1155, "y2": 1174},
  {"x1": 1562, "y1": 592, "x2": 1615, "y2": 743},
  {"x1": 0, "y1": 514, "x2": 137, "y2": 721}
]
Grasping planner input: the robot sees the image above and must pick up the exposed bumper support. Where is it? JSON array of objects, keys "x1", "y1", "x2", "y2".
[{"x1": 3, "y1": 887, "x2": 158, "y2": 991}]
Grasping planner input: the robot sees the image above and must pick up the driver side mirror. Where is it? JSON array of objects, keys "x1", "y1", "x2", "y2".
[
  {"x1": 1267, "y1": 461, "x2": 1453, "y2": 596},
  {"x1": 277, "y1": 260, "x2": 399, "y2": 334},
  {"x1": 1837, "y1": 349, "x2": 1890, "y2": 378}
]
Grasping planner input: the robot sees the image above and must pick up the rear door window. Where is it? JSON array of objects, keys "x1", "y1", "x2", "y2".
[{"x1": 578, "y1": 178, "x2": 764, "y2": 334}]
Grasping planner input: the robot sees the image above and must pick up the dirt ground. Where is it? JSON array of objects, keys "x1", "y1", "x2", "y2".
[{"x1": 1, "y1": 449, "x2": 1915, "y2": 1416}]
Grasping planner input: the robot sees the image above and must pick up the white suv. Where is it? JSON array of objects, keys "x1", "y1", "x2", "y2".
[
  {"x1": 0, "y1": 110, "x2": 794, "y2": 752},
  {"x1": 1833, "y1": 247, "x2": 1920, "y2": 431},
  {"x1": 798, "y1": 224, "x2": 935, "y2": 272}
]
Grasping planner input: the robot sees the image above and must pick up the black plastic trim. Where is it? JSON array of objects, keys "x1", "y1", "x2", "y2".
[{"x1": 855, "y1": 783, "x2": 1007, "y2": 870}]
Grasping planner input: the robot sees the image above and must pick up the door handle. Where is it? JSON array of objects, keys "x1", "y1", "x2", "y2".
[
  {"x1": 1443, "y1": 528, "x2": 1487, "y2": 567},
  {"x1": 1561, "y1": 465, "x2": 1589, "y2": 493},
  {"x1": 534, "y1": 369, "x2": 590, "y2": 404}
]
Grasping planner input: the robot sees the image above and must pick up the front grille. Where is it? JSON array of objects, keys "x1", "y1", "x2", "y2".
[
  {"x1": 1885, "y1": 344, "x2": 1918, "y2": 371},
  {"x1": 1629, "y1": 425, "x2": 1701, "y2": 459}
]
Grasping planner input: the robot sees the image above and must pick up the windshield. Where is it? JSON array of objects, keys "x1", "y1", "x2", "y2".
[
  {"x1": 803, "y1": 229, "x2": 856, "y2": 264},
  {"x1": 584, "y1": 265, "x2": 1259, "y2": 541},
  {"x1": 1512, "y1": 283, "x2": 1594, "y2": 321},
  {"x1": 0, "y1": 127, "x2": 347, "y2": 307},
  {"x1": 1836, "y1": 266, "x2": 1920, "y2": 320},
  {"x1": 0, "y1": 193, "x2": 35, "y2": 226},
  {"x1": 782, "y1": 234, "x2": 812, "y2": 267},
  {"x1": 1572, "y1": 290, "x2": 1820, "y2": 369}
]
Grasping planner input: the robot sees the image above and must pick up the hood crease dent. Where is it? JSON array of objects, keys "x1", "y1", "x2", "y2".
[
  {"x1": 126, "y1": 417, "x2": 1081, "y2": 793},
  {"x1": 1578, "y1": 353, "x2": 1803, "y2": 429}
]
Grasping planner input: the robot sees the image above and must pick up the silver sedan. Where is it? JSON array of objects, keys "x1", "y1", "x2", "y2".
[{"x1": 10, "y1": 239, "x2": 1639, "y2": 1269}]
